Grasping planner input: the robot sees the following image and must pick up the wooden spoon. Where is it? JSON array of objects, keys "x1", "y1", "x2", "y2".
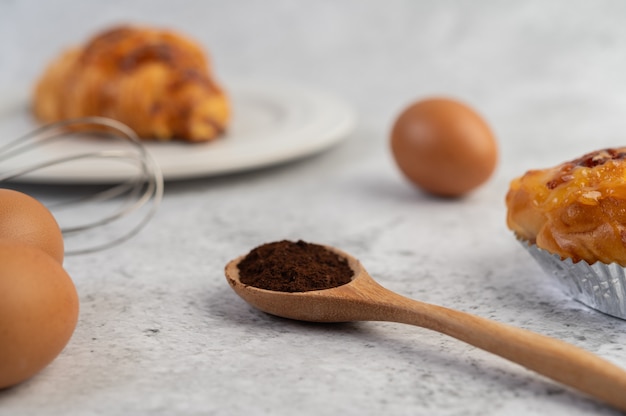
[{"x1": 225, "y1": 245, "x2": 626, "y2": 411}]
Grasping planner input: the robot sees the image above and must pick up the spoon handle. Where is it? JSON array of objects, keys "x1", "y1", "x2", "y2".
[{"x1": 373, "y1": 288, "x2": 626, "y2": 411}]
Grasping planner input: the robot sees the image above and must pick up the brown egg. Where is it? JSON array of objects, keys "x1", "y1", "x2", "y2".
[
  {"x1": 0, "y1": 188, "x2": 64, "y2": 263},
  {"x1": 0, "y1": 242, "x2": 79, "y2": 389},
  {"x1": 390, "y1": 98, "x2": 498, "y2": 197}
]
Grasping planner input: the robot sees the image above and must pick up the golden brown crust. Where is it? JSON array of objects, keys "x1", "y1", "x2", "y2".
[
  {"x1": 33, "y1": 25, "x2": 229, "y2": 142},
  {"x1": 506, "y1": 148, "x2": 626, "y2": 265}
]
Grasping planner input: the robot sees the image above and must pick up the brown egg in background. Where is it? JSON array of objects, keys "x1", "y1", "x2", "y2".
[{"x1": 390, "y1": 97, "x2": 498, "y2": 197}]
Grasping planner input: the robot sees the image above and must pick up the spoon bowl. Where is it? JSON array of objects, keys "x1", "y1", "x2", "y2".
[
  {"x1": 226, "y1": 246, "x2": 383, "y2": 322},
  {"x1": 225, "y1": 244, "x2": 626, "y2": 412}
]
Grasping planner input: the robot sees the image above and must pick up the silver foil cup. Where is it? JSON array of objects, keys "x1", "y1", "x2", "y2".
[{"x1": 519, "y1": 239, "x2": 626, "y2": 320}]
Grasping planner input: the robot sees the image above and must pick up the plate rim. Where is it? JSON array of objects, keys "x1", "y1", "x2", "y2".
[{"x1": 0, "y1": 79, "x2": 356, "y2": 184}]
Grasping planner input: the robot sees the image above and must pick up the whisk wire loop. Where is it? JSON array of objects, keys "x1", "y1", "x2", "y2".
[{"x1": 0, "y1": 117, "x2": 164, "y2": 255}]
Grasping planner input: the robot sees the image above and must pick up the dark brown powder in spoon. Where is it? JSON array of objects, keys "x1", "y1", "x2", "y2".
[{"x1": 237, "y1": 240, "x2": 354, "y2": 292}]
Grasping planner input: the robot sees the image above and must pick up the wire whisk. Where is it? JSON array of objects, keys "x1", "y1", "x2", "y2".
[{"x1": 0, "y1": 117, "x2": 164, "y2": 255}]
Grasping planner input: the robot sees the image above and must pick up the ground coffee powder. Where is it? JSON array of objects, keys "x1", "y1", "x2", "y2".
[{"x1": 237, "y1": 240, "x2": 354, "y2": 292}]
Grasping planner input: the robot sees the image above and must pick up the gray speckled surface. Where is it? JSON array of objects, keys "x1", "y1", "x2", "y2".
[{"x1": 2, "y1": 1, "x2": 626, "y2": 415}]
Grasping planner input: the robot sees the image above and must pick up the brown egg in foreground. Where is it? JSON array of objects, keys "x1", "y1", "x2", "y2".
[
  {"x1": 390, "y1": 97, "x2": 498, "y2": 197},
  {"x1": 0, "y1": 242, "x2": 79, "y2": 389},
  {"x1": 0, "y1": 189, "x2": 64, "y2": 263}
]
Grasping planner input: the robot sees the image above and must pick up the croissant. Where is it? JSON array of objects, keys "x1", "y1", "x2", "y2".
[
  {"x1": 506, "y1": 148, "x2": 626, "y2": 265},
  {"x1": 33, "y1": 25, "x2": 229, "y2": 142}
]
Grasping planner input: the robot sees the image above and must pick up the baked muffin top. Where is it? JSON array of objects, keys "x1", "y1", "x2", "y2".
[{"x1": 506, "y1": 148, "x2": 626, "y2": 265}]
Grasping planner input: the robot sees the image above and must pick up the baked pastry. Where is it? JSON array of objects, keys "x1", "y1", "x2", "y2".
[
  {"x1": 507, "y1": 148, "x2": 626, "y2": 266},
  {"x1": 507, "y1": 148, "x2": 626, "y2": 319},
  {"x1": 33, "y1": 25, "x2": 229, "y2": 142}
]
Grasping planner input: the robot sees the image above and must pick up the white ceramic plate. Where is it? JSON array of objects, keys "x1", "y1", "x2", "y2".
[{"x1": 0, "y1": 80, "x2": 355, "y2": 183}]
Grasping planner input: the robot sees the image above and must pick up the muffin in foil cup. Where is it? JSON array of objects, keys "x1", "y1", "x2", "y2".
[{"x1": 518, "y1": 238, "x2": 626, "y2": 320}]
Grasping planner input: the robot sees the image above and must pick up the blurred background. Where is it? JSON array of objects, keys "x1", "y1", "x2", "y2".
[
  {"x1": 2, "y1": 3, "x2": 626, "y2": 414},
  {"x1": 3, "y1": 0, "x2": 626, "y2": 179}
]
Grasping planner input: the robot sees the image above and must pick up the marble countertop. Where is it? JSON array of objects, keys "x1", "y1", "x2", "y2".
[{"x1": 2, "y1": 1, "x2": 626, "y2": 415}]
